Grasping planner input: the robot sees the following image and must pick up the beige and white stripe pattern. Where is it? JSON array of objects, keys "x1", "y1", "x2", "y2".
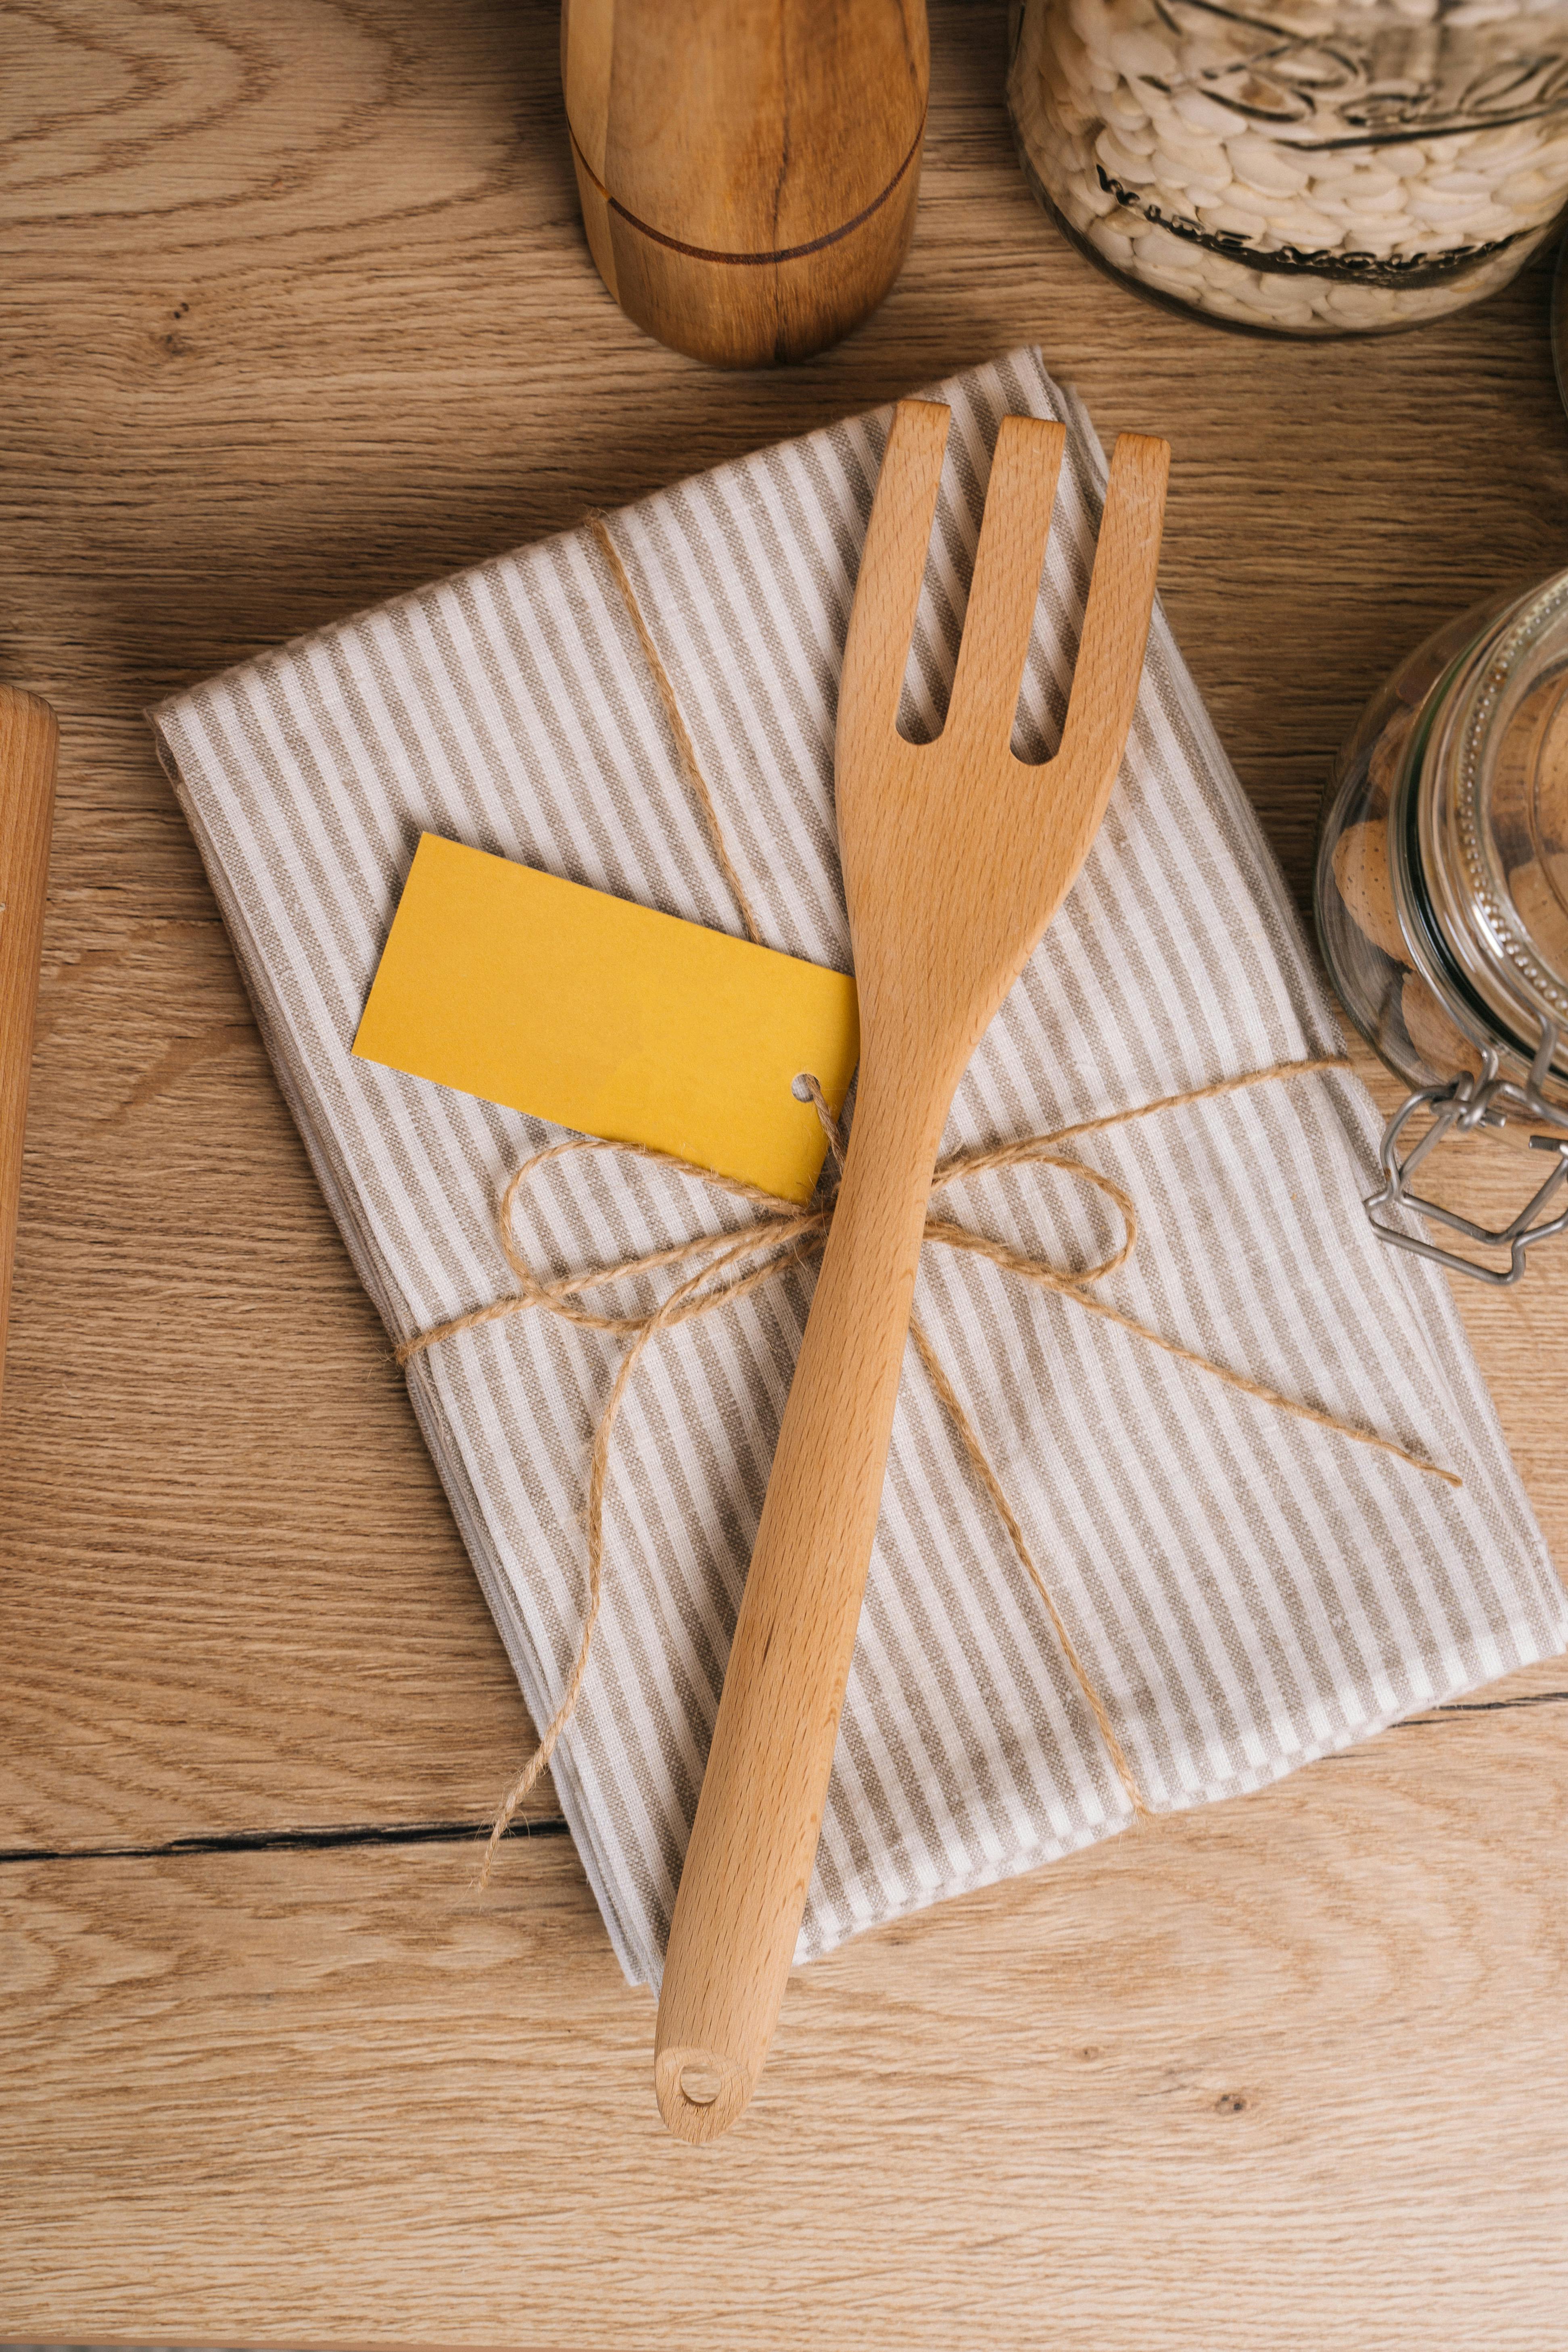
[{"x1": 153, "y1": 349, "x2": 1566, "y2": 1990}]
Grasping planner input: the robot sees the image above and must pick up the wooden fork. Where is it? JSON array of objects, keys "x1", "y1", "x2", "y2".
[{"x1": 654, "y1": 399, "x2": 1169, "y2": 2142}]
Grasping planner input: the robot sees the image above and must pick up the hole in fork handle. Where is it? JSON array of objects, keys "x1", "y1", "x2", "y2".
[{"x1": 654, "y1": 2044, "x2": 755, "y2": 2143}]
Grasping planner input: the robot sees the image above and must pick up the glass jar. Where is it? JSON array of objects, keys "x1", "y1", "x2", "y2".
[
  {"x1": 1007, "y1": 0, "x2": 1568, "y2": 335},
  {"x1": 1316, "y1": 569, "x2": 1568, "y2": 1281}
]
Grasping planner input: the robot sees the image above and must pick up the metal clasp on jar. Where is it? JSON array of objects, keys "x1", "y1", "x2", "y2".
[{"x1": 1366, "y1": 1020, "x2": 1568, "y2": 1286}]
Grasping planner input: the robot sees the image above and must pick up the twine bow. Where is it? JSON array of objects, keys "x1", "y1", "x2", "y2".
[
  {"x1": 401, "y1": 1058, "x2": 1459, "y2": 1887},
  {"x1": 399, "y1": 509, "x2": 1459, "y2": 1889}
]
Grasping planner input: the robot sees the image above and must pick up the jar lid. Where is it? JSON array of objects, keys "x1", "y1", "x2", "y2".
[{"x1": 1412, "y1": 569, "x2": 1568, "y2": 1087}]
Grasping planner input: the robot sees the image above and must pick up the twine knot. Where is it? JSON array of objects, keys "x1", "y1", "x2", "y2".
[{"x1": 400, "y1": 1059, "x2": 1457, "y2": 1889}]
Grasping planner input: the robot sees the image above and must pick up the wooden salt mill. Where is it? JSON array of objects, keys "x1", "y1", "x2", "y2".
[{"x1": 560, "y1": 0, "x2": 929, "y2": 367}]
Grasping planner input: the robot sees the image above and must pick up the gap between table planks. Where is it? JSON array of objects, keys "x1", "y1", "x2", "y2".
[
  {"x1": 2, "y1": 0, "x2": 1568, "y2": 2339},
  {"x1": 4, "y1": 1713, "x2": 1568, "y2": 2350}
]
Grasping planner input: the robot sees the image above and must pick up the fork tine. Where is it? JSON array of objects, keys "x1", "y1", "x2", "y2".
[
  {"x1": 839, "y1": 399, "x2": 952, "y2": 753},
  {"x1": 946, "y1": 415, "x2": 1066, "y2": 752},
  {"x1": 1052, "y1": 432, "x2": 1170, "y2": 787}
]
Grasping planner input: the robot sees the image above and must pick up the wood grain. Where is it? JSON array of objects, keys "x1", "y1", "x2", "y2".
[
  {"x1": 656, "y1": 408, "x2": 1166, "y2": 2140},
  {"x1": 1, "y1": 0, "x2": 1567, "y2": 2328},
  {"x1": 5, "y1": 1709, "x2": 1568, "y2": 2348},
  {"x1": 561, "y1": 0, "x2": 929, "y2": 366}
]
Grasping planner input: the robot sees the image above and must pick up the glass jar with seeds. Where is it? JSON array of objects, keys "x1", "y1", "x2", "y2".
[
  {"x1": 1316, "y1": 570, "x2": 1568, "y2": 1280},
  {"x1": 1008, "y1": 0, "x2": 1568, "y2": 335}
]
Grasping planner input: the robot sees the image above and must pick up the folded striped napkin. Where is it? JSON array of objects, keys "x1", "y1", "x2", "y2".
[{"x1": 153, "y1": 347, "x2": 1566, "y2": 1990}]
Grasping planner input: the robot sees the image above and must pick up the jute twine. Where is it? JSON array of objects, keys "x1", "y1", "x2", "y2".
[{"x1": 401, "y1": 510, "x2": 1461, "y2": 1888}]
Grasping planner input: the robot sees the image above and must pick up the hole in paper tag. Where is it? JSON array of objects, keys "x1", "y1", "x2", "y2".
[{"x1": 352, "y1": 835, "x2": 860, "y2": 1205}]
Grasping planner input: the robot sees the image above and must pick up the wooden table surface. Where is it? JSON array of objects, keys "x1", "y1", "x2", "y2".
[{"x1": 4, "y1": 4, "x2": 1568, "y2": 2346}]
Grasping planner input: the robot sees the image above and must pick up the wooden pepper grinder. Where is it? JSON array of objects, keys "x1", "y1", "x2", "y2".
[
  {"x1": 0, "y1": 687, "x2": 57, "y2": 1421},
  {"x1": 561, "y1": 0, "x2": 929, "y2": 367}
]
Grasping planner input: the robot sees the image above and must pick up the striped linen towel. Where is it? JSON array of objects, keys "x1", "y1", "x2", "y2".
[{"x1": 152, "y1": 346, "x2": 1566, "y2": 1991}]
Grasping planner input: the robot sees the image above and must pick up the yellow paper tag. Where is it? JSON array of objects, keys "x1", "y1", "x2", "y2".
[{"x1": 353, "y1": 835, "x2": 860, "y2": 1205}]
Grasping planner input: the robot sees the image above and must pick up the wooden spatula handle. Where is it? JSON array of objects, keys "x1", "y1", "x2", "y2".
[
  {"x1": 0, "y1": 688, "x2": 58, "y2": 1421},
  {"x1": 654, "y1": 1057, "x2": 945, "y2": 2142}
]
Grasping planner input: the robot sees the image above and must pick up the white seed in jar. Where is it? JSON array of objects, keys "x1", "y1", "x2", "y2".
[
  {"x1": 1303, "y1": 149, "x2": 1367, "y2": 185},
  {"x1": 1103, "y1": 85, "x2": 1151, "y2": 130},
  {"x1": 1132, "y1": 222, "x2": 1200, "y2": 270},
  {"x1": 1094, "y1": 126, "x2": 1157, "y2": 182},
  {"x1": 1398, "y1": 225, "x2": 1465, "y2": 255},
  {"x1": 1249, "y1": 271, "x2": 1320, "y2": 316},
  {"x1": 1114, "y1": 111, "x2": 1158, "y2": 152},
  {"x1": 1500, "y1": 169, "x2": 1555, "y2": 207},
  {"x1": 1197, "y1": 199, "x2": 1266, "y2": 235},
  {"x1": 1087, "y1": 221, "x2": 1138, "y2": 268},
  {"x1": 1464, "y1": 123, "x2": 1542, "y2": 167},
  {"x1": 1172, "y1": 88, "x2": 1244, "y2": 139},
  {"x1": 1108, "y1": 27, "x2": 1177, "y2": 79},
  {"x1": 1273, "y1": 205, "x2": 1345, "y2": 245},
  {"x1": 1327, "y1": 283, "x2": 1408, "y2": 323},
  {"x1": 1223, "y1": 133, "x2": 1311, "y2": 194},
  {"x1": 1408, "y1": 187, "x2": 1498, "y2": 223},
  {"x1": 1153, "y1": 145, "x2": 1230, "y2": 192},
  {"x1": 1343, "y1": 175, "x2": 1405, "y2": 208},
  {"x1": 1424, "y1": 168, "x2": 1501, "y2": 194},
  {"x1": 1211, "y1": 179, "x2": 1274, "y2": 218},
  {"x1": 1154, "y1": 124, "x2": 1234, "y2": 175}
]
